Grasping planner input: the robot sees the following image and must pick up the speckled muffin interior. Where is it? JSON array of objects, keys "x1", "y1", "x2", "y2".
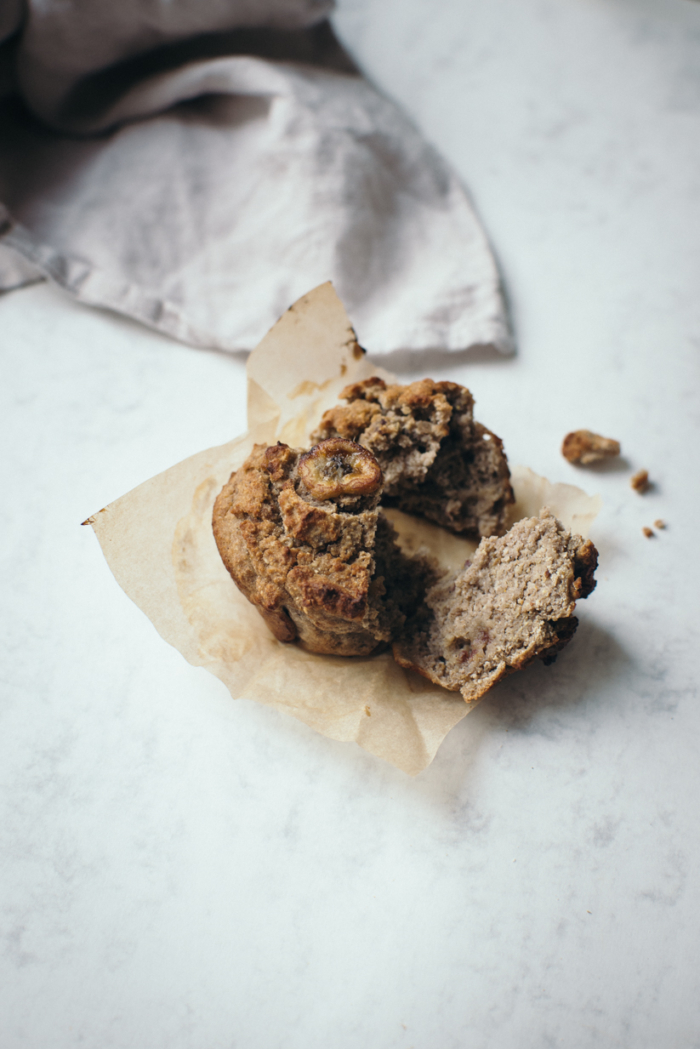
[
  {"x1": 393, "y1": 509, "x2": 598, "y2": 703},
  {"x1": 212, "y1": 440, "x2": 434, "y2": 657},
  {"x1": 311, "y1": 377, "x2": 514, "y2": 537}
]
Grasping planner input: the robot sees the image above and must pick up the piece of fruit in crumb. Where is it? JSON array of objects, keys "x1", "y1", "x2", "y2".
[{"x1": 562, "y1": 430, "x2": 621, "y2": 465}]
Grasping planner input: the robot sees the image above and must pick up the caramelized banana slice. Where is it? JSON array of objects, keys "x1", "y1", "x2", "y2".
[{"x1": 298, "y1": 439, "x2": 382, "y2": 501}]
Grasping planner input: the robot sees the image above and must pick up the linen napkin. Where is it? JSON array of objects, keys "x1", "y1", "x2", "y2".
[{"x1": 0, "y1": 0, "x2": 512, "y2": 356}]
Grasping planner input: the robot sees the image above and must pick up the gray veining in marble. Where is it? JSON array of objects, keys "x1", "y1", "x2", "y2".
[{"x1": 2, "y1": 0, "x2": 700, "y2": 1046}]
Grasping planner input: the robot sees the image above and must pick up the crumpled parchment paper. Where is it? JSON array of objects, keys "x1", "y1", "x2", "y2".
[{"x1": 87, "y1": 283, "x2": 601, "y2": 775}]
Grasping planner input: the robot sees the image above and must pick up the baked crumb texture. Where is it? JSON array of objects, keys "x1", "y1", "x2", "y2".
[
  {"x1": 562, "y1": 429, "x2": 621, "y2": 465},
  {"x1": 393, "y1": 509, "x2": 598, "y2": 704},
  {"x1": 212, "y1": 441, "x2": 434, "y2": 656},
  {"x1": 311, "y1": 377, "x2": 514, "y2": 537},
  {"x1": 631, "y1": 469, "x2": 650, "y2": 493},
  {"x1": 642, "y1": 526, "x2": 655, "y2": 538}
]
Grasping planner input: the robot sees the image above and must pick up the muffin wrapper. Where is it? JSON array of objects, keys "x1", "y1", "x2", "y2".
[{"x1": 87, "y1": 283, "x2": 601, "y2": 775}]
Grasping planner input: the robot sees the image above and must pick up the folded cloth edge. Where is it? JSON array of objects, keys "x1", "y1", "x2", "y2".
[{"x1": 0, "y1": 206, "x2": 514, "y2": 356}]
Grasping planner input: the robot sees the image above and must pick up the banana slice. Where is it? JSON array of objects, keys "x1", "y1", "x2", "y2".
[{"x1": 298, "y1": 438, "x2": 382, "y2": 501}]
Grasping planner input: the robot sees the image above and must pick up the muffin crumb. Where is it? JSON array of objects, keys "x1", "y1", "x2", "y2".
[
  {"x1": 654, "y1": 519, "x2": 666, "y2": 530},
  {"x1": 642, "y1": 526, "x2": 654, "y2": 538},
  {"x1": 631, "y1": 469, "x2": 650, "y2": 493},
  {"x1": 562, "y1": 429, "x2": 620, "y2": 465}
]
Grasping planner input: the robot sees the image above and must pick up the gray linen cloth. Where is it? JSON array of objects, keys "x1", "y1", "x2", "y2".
[{"x1": 0, "y1": 0, "x2": 511, "y2": 355}]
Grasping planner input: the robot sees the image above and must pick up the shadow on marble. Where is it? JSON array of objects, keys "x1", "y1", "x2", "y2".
[
  {"x1": 186, "y1": 342, "x2": 250, "y2": 364},
  {"x1": 408, "y1": 617, "x2": 630, "y2": 804},
  {"x1": 99, "y1": 305, "x2": 251, "y2": 363},
  {"x1": 486, "y1": 618, "x2": 629, "y2": 730},
  {"x1": 369, "y1": 343, "x2": 515, "y2": 376},
  {"x1": 213, "y1": 618, "x2": 628, "y2": 818},
  {"x1": 566, "y1": 455, "x2": 633, "y2": 476},
  {"x1": 197, "y1": 338, "x2": 515, "y2": 374}
]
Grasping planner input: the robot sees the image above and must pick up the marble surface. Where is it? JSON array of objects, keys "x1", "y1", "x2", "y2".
[{"x1": 2, "y1": 0, "x2": 700, "y2": 1046}]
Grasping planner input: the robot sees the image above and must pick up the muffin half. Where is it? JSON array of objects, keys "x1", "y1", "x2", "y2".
[
  {"x1": 212, "y1": 438, "x2": 433, "y2": 656},
  {"x1": 311, "y1": 377, "x2": 514, "y2": 537},
  {"x1": 393, "y1": 509, "x2": 598, "y2": 703}
]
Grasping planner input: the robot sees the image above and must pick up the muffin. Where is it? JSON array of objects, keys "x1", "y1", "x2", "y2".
[
  {"x1": 212, "y1": 438, "x2": 434, "y2": 656},
  {"x1": 311, "y1": 377, "x2": 514, "y2": 537},
  {"x1": 393, "y1": 509, "x2": 598, "y2": 703}
]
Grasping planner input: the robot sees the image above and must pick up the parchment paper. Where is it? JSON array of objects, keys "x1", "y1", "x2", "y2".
[{"x1": 87, "y1": 283, "x2": 601, "y2": 775}]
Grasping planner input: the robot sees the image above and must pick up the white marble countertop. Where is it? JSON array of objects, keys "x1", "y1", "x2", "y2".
[{"x1": 2, "y1": 1, "x2": 699, "y2": 1046}]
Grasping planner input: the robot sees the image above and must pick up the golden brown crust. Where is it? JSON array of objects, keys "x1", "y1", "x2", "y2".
[
  {"x1": 258, "y1": 606, "x2": 297, "y2": 643},
  {"x1": 286, "y1": 562, "x2": 369, "y2": 622},
  {"x1": 212, "y1": 441, "x2": 432, "y2": 656},
  {"x1": 317, "y1": 399, "x2": 381, "y2": 441},
  {"x1": 572, "y1": 539, "x2": 598, "y2": 599},
  {"x1": 339, "y1": 377, "x2": 387, "y2": 402},
  {"x1": 277, "y1": 484, "x2": 343, "y2": 547}
]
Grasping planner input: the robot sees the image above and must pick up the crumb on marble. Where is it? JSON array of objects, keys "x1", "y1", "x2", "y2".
[
  {"x1": 631, "y1": 469, "x2": 650, "y2": 493},
  {"x1": 642, "y1": 526, "x2": 654, "y2": 538},
  {"x1": 561, "y1": 429, "x2": 621, "y2": 465},
  {"x1": 654, "y1": 519, "x2": 666, "y2": 529}
]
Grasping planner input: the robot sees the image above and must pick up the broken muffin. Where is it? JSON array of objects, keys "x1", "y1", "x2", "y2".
[
  {"x1": 212, "y1": 438, "x2": 433, "y2": 656},
  {"x1": 393, "y1": 509, "x2": 598, "y2": 704},
  {"x1": 311, "y1": 377, "x2": 514, "y2": 538}
]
